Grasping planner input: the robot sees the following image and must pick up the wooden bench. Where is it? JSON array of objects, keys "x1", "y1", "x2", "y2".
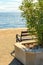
[{"x1": 16, "y1": 31, "x2": 37, "y2": 44}]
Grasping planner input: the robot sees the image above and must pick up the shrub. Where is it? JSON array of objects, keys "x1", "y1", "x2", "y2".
[{"x1": 20, "y1": 0, "x2": 43, "y2": 47}]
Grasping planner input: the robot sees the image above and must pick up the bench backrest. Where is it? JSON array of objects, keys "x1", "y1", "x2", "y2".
[
  {"x1": 21, "y1": 31, "x2": 37, "y2": 41},
  {"x1": 16, "y1": 30, "x2": 38, "y2": 44}
]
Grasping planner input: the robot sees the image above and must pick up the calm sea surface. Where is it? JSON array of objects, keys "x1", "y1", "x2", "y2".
[{"x1": 0, "y1": 12, "x2": 26, "y2": 29}]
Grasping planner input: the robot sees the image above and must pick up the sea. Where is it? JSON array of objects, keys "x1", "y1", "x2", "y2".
[{"x1": 0, "y1": 12, "x2": 26, "y2": 29}]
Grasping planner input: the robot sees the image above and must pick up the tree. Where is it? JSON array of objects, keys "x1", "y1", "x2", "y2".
[{"x1": 20, "y1": 0, "x2": 43, "y2": 47}]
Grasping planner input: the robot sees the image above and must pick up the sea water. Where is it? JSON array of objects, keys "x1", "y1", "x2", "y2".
[{"x1": 0, "y1": 12, "x2": 26, "y2": 29}]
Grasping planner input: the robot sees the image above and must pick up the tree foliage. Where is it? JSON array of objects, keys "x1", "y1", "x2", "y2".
[{"x1": 20, "y1": 0, "x2": 43, "y2": 47}]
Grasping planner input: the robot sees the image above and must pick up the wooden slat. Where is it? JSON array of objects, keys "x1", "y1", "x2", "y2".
[
  {"x1": 21, "y1": 40, "x2": 37, "y2": 44},
  {"x1": 16, "y1": 30, "x2": 37, "y2": 42},
  {"x1": 21, "y1": 31, "x2": 28, "y2": 33},
  {"x1": 21, "y1": 34, "x2": 30, "y2": 36}
]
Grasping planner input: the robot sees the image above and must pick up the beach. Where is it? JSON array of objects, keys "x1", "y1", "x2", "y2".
[{"x1": 0, "y1": 28, "x2": 27, "y2": 65}]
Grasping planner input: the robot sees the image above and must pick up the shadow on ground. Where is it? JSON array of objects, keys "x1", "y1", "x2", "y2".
[
  {"x1": 9, "y1": 58, "x2": 24, "y2": 65},
  {"x1": 9, "y1": 46, "x2": 24, "y2": 65},
  {"x1": 10, "y1": 50, "x2": 15, "y2": 57}
]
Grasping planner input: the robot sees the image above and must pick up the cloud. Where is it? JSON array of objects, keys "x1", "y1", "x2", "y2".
[{"x1": 0, "y1": 0, "x2": 22, "y2": 12}]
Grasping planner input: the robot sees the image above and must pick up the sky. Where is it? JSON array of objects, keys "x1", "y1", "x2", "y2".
[
  {"x1": 0, "y1": 0, "x2": 37, "y2": 12},
  {"x1": 0, "y1": 0, "x2": 22, "y2": 12}
]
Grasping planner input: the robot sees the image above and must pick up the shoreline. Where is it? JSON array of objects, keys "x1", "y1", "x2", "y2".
[{"x1": 0, "y1": 27, "x2": 27, "y2": 30}]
